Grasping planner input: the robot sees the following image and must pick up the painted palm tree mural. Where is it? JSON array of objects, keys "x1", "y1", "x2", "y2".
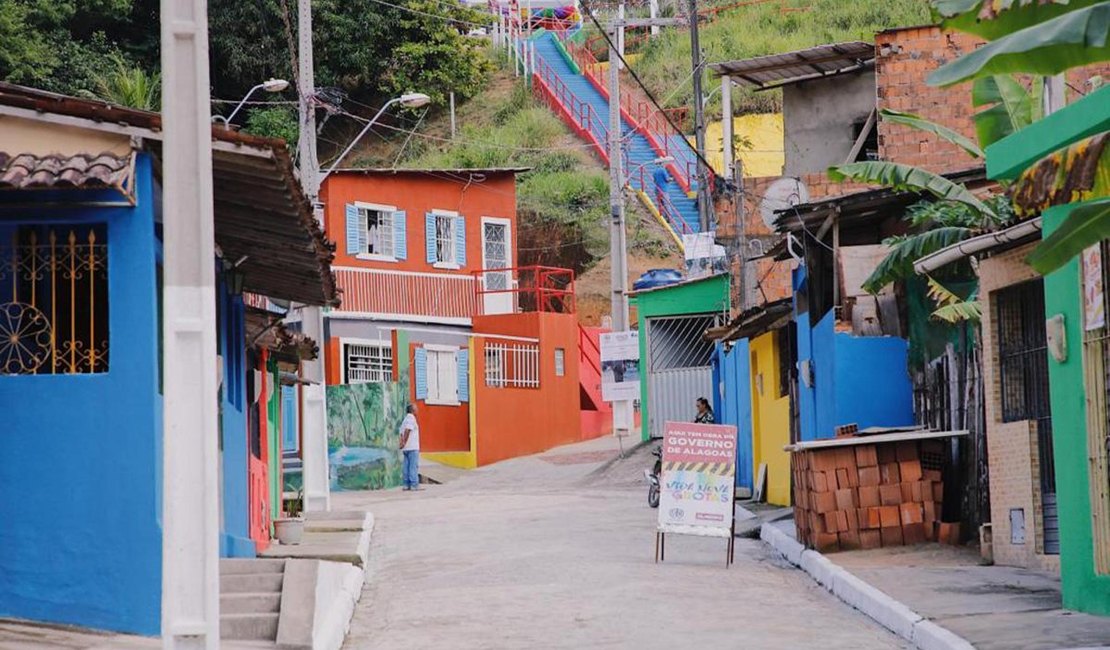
[{"x1": 326, "y1": 378, "x2": 410, "y2": 490}]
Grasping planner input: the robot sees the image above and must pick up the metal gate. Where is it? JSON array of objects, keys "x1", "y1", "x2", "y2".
[
  {"x1": 997, "y1": 279, "x2": 1058, "y2": 554},
  {"x1": 645, "y1": 313, "x2": 722, "y2": 438}
]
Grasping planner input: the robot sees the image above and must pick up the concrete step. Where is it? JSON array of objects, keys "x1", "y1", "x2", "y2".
[
  {"x1": 220, "y1": 558, "x2": 286, "y2": 575},
  {"x1": 220, "y1": 572, "x2": 285, "y2": 594},
  {"x1": 220, "y1": 612, "x2": 279, "y2": 641},
  {"x1": 221, "y1": 592, "x2": 282, "y2": 615}
]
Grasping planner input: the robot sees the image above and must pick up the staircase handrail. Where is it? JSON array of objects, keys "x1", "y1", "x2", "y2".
[
  {"x1": 531, "y1": 55, "x2": 610, "y2": 163},
  {"x1": 559, "y1": 34, "x2": 701, "y2": 195}
]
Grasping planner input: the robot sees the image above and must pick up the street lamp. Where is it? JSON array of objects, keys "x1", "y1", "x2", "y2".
[
  {"x1": 319, "y1": 92, "x2": 432, "y2": 182},
  {"x1": 213, "y1": 78, "x2": 290, "y2": 126}
]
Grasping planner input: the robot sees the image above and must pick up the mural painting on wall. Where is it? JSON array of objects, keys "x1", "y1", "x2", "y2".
[{"x1": 326, "y1": 378, "x2": 409, "y2": 490}]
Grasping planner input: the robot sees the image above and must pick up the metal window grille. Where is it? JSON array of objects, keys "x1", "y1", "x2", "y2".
[
  {"x1": 345, "y1": 343, "x2": 392, "y2": 384},
  {"x1": 360, "y1": 208, "x2": 393, "y2": 258},
  {"x1": 435, "y1": 215, "x2": 455, "y2": 264},
  {"x1": 1082, "y1": 241, "x2": 1110, "y2": 573},
  {"x1": 996, "y1": 278, "x2": 1057, "y2": 554},
  {"x1": 0, "y1": 224, "x2": 109, "y2": 375},
  {"x1": 646, "y1": 314, "x2": 719, "y2": 371},
  {"x1": 484, "y1": 342, "x2": 540, "y2": 389},
  {"x1": 483, "y1": 223, "x2": 508, "y2": 290}
]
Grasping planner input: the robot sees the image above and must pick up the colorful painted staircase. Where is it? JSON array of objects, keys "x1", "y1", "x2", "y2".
[{"x1": 530, "y1": 32, "x2": 701, "y2": 239}]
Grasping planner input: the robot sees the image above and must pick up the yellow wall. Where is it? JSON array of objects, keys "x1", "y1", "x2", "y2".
[
  {"x1": 749, "y1": 331, "x2": 791, "y2": 506},
  {"x1": 694, "y1": 113, "x2": 784, "y2": 179}
]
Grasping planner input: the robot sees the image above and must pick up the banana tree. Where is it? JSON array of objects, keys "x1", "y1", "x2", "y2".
[{"x1": 925, "y1": 0, "x2": 1110, "y2": 276}]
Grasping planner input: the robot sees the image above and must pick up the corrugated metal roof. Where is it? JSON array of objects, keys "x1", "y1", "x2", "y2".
[
  {"x1": 329, "y1": 167, "x2": 531, "y2": 175},
  {"x1": 0, "y1": 152, "x2": 133, "y2": 192},
  {"x1": 0, "y1": 83, "x2": 339, "y2": 307},
  {"x1": 710, "y1": 41, "x2": 875, "y2": 89}
]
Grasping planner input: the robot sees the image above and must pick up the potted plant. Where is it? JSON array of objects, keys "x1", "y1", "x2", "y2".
[{"x1": 273, "y1": 489, "x2": 305, "y2": 545}]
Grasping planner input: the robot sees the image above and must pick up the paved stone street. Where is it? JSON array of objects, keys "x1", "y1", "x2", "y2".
[{"x1": 335, "y1": 437, "x2": 908, "y2": 649}]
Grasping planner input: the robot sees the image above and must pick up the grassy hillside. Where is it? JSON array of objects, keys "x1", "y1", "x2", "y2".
[{"x1": 631, "y1": 0, "x2": 931, "y2": 116}]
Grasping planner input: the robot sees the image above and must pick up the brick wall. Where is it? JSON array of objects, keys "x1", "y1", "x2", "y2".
[
  {"x1": 979, "y1": 243, "x2": 1060, "y2": 573},
  {"x1": 875, "y1": 26, "x2": 984, "y2": 173}
]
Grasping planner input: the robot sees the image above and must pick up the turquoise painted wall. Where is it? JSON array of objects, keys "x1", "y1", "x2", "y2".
[
  {"x1": 1044, "y1": 206, "x2": 1110, "y2": 616},
  {"x1": 632, "y1": 274, "x2": 730, "y2": 441},
  {"x1": 0, "y1": 155, "x2": 163, "y2": 634}
]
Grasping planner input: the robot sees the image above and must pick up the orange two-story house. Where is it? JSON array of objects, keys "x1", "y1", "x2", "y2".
[{"x1": 320, "y1": 168, "x2": 590, "y2": 468}]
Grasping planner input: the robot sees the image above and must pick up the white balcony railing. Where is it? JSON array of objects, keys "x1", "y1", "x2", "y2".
[{"x1": 332, "y1": 267, "x2": 478, "y2": 322}]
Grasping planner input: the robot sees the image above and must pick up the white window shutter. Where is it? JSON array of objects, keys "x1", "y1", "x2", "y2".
[
  {"x1": 414, "y1": 347, "x2": 428, "y2": 399},
  {"x1": 454, "y1": 216, "x2": 466, "y2": 266},
  {"x1": 457, "y1": 348, "x2": 469, "y2": 402},
  {"x1": 425, "y1": 213, "x2": 437, "y2": 264},
  {"x1": 345, "y1": 204, "x2": 360, "y2": 255},
  {"x1": 393, "y1": 210, "x2": 407, "y2": 260}
]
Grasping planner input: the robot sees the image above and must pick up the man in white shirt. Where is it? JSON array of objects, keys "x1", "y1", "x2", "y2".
[{"x1": 399, "y1": 404, "x2": 421, "y2": 491}]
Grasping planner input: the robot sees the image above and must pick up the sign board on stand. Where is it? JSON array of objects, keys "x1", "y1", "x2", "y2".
[
  {"x1": 655, "y1": 420, "x2": 738, "y2": 566},
  {"x1": 600, "y1": 330, "x2": 640, "y2": 402}
]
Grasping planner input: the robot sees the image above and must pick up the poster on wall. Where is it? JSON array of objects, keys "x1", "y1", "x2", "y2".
[
  {"x1": 658, "y1": 421, "x2": 737, "y2": 535},
  {"x1": 1084, "y1": 244, "x2": 1106, "y2": 331},
  {"x1": 600, "y1": 330, "x2": 640, "y2": 402},
  {"x1": 682, "y1": 232, "x2": 728, "y2": 280}
]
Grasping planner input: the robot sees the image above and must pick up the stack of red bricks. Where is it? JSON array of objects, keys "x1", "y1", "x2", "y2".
[{"x1": 792, "y1": 438, "x2": 957, "y2": 553}]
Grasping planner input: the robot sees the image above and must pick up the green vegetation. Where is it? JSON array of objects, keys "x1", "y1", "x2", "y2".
[
  {"x1": 404, "y1": 82, "x2": 612, "y2": 266},
  {"x1": 631, "y1": 0, "x2": 930, "y2": 116},
  {"x1": 0, "y1": 0, "x2": 492, "y2": 117}
]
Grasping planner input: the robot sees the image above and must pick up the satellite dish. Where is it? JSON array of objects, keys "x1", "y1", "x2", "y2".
[{"x1": 759, "y1": 177, "x2": 810, "y2": 228}]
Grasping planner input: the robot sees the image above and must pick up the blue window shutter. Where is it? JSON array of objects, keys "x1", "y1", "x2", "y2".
[
  {"x1": 414, "y1": 347, "x2": 428, "y2": 399},
  {"x1": 345, "y1": 204, "x2": 360, "y2": 255},
  {"x1": 425, "y1": 213, "x2": 437, "y2": 264},
  {"x1": 454, "y1": 216, "x2": 466, "y2": 266},
  {"x1": 392, "y1": 210, "x2": 407, "y2": 260},
  {"x1": 456, "y1": 348, "x2": 469, "y2": 402}
]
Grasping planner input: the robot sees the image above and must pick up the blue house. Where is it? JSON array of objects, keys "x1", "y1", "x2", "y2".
[
  {"x1": 0, "y1": 84, "x2": 337, "y2": 635},
  {"x1": 776, "y1": 191, "x2": 918, "y2": 441}
]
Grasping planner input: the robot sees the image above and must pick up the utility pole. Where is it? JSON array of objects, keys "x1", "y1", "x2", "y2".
[
  {"x1": 160, "y1": 0, "x2": 220, "y2": 646},
  {"x1": 607, "y1": 21, "x2": 633, "y2": 436},
  {"x1": 296, "y1": 0, "x2": 331, "y2": 514},
  {"x1": 689, "y1": 0, "x2": 710, "y2": 232}
]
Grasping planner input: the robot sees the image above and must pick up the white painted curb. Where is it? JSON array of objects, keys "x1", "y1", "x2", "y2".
[{"x1": 760, "y1": 523, "x2": 977, "y2": 650}]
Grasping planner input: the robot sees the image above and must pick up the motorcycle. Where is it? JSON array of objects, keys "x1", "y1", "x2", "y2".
[{"x1": 644, "y1": 447, "x2": 662, "y2": 508}]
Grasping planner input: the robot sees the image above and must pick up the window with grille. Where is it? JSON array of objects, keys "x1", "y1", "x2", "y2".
[
  {"x1": 360, "y1": 208, "x2": 394, "y2": 258},
  {"x1": 484, "y1": 342, "x2": 540, "y2": 389},
  {"x1": 0, "y1": 224, "x2": 109, "y2": 375},
  {"x1": 344, "y1": 343, "x2": 392, "y2": 384},
  {"x1": 435, "y1": 214, "x2": 456, "y2": 265},
  {"x1": 1082, "y1": 241, "x2": 1110, "y2": 573}
]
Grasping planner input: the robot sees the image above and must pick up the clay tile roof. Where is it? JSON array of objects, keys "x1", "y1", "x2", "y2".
[{"x1": 0, "y1": 151, "x2": 133, "y2": 191}]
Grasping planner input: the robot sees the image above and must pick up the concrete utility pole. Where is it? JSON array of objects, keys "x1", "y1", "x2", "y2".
[
  {"x1": 297, "y1": 0, "x2": 331, "y2": 514},
  {"x1": 688, "y1": 0, "x2": 710, "y2": 232},
  {"x1": 159, "y1": 0, "x2": 220, "y2": 647},
  {"x1": 607, "y1": 22, "x2": 633, "y2": 436}
]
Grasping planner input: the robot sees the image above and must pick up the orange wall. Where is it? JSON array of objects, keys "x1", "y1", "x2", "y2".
[
  {"x1": 320, "y1": 171, "x2": 518, "y2": 274},
  {"x1": 407, "y1": 342, "x2": 471, "y2": 452},
  {"x1": 472, "y1": 312, "x2": 582, "y2": 465},
  {"x1": 325, "y1": 338, "x2": 341, "y2": 386}
]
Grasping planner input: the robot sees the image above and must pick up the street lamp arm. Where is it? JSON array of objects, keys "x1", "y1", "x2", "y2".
[
  {"x1": 224, "y1": 82, "x2": 266, "y2": 125},
  {"x1": 319, "y1": 97, "x2": 401, "y2": 183}
]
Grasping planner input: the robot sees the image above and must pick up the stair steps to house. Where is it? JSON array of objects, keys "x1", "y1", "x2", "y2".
[
  {"x1": 529, "y1": 32, "x2": 701, "y2": 239},
  {"x1": 219, "y1": 558, "x2": 285, "y2": 642},
  {"x1": 579, "y1": 325, "x2": 605, "y2": 411}
]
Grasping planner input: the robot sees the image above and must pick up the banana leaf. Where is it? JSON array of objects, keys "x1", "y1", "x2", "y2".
[
  {"x1": 1027, "y1": 198, "x2": 1110, "y2": 274},
  {"x1": 862, "y1": 227, "x2": 975, "y2": 294},
  {"x1": 828, "y1": 161, "x2": 998, "y2": 218},
  {"x1": 880, "y1": 108, "x2": 984, "y2": 158},
  {"x1": 928, "y1": 3, "x2": 1110, "y2": 87},
  {"x1": 972, "y1": 75, "x2": 1037, "y2": 148},
  {"x1": 931, "y1": 0, "x2": 1105, "y2": 40}
]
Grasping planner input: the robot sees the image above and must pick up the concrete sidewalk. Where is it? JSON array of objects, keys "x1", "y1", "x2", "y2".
[{"x1": 763, "y1": 520, "x2": 1110, "y2": 650}]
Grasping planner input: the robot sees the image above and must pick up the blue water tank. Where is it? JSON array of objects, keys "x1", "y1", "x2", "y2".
[{"x1": 633, "y1": 268, "x2": 683, "y2": 291}]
